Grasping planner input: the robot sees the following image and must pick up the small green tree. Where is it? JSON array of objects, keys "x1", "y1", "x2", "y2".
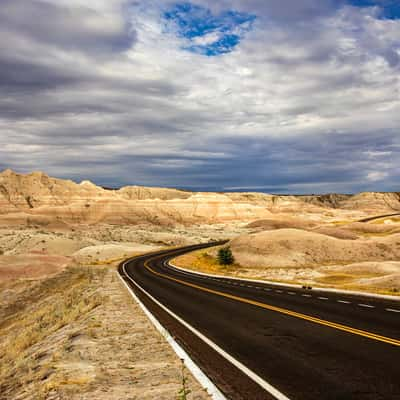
[{"x1": 218, "y1": 246, "x2": 234, "y2": 266}]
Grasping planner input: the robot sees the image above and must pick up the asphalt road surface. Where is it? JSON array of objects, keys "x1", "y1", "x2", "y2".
[
  {"x1": 119, "y1": 243, "x2": 400, "y2": 400},
  {"x1": 358, "y1": 212, "x2": 400, "y2": 222}
]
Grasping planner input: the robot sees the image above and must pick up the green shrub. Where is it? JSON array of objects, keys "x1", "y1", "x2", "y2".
[
  {"x1": 217, "y1": 247, "x2": 234, "y2": 266},
  {"x1": 177, "y1": 359, "x2": 191, "y2": 400}
]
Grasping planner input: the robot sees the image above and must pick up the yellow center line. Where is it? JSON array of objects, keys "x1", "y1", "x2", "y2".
[{"x1": 144, "y1": 258, "x2": 400, "y2": 347}]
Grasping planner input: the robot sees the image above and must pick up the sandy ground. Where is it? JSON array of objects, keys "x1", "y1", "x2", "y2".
[
  {"x1": 231, "y1": 229, "x2": 400, "y2": 268},
  {"x1": 0, "y1": 222, "x2": 249, "y2": 283},
  {"x1": 0, "y1": 265, "x2": 210, "y2": 400},
  {"x1": 0, "y1": 255, "x2": 69, "y2": 282}
]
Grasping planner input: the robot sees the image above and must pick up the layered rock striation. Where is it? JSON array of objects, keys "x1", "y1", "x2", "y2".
[{"x1": 0, "y1": 169, "x2": 398, "y2": 226}]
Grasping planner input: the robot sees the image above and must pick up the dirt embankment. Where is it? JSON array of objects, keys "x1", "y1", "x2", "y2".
[{"x1": 0, "y1": 265, "x2": 210, "y2": 400}]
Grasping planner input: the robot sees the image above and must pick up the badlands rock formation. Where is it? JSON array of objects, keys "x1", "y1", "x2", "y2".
[
  {"x1": 338, "y1": 192, "x2": 400, "y2": 213},
  {"x1": 0, "y1": 169, "x2": 399, "y2": 226},
  {"x1": 230, "y1": 228, "x2": 400, "y2": 268},
  {"x1": 0, "y1": 170, "x2": 274, "y2": 226}
]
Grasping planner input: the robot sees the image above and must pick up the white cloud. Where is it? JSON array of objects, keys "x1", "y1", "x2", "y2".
[
  {"x1": 367, "y1": 171, "x2": 389, "y2": 181},
  {"x1": 192, "y1": 31, "x2": 222, "y2": 45}
]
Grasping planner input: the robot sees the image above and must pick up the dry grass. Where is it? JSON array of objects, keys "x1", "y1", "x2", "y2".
[
  {"x1": 80, "y1": 254, "x2": 139, "y2": 266},
  {"x1": 0, "y1": 263, "x2": 211, "y2": 400},
  {"x1": 314, "y1": 272, "x2": 381, "y2": 285},
  {"x1": 330, "y1": 220, "x2": 354, "y2": 226},
  {"x1": 0, "y1": 266, "x2": 106, "y2": 399},
  {"x1": 173, "y1": 247, "x2": 241, "y2": 275},
  {"x1": 370, "y1": 217, "x2": 400, "y2": 224}
]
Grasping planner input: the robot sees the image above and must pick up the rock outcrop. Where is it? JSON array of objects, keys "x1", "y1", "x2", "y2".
[
  {"x1": 0, "y1": 169, "x2": 398, "y2": 226},
  {"x1": 339, "y1": 192, "x2": 400, "y2": 213},
  {"x1": 0, "y1": 170, "x2": 273, "y2": 226}
]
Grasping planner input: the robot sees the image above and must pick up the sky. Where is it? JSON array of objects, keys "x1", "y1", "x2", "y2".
[{"x1": 0, "y1": 0, "x2": 399, "y2": 193}]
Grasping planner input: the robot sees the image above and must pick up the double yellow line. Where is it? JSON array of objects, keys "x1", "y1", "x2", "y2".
[{"x1": 144, "y1": 259, "x2": 400, "y2": 347}]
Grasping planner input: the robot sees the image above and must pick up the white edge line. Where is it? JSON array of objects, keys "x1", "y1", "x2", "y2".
[
  {"x1": 121, "y1": 260, "x2": 291, "y2": 400},
  {"x1": 117, "y1": 269, "x2": 226, "y2": 400},
  {"x1": 167, "y1": 261, "x2": 299, "y2": 289},
  {"x1": 168, "y1": 261, "x2": 400, "y2": 302},
  {"x1": 358, "y1": 304, "x2": 374, "y2": 308}
]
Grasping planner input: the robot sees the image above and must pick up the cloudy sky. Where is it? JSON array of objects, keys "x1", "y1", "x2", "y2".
[{"x1": 0, "y1": 0, "x2": 399, "y2": 193}]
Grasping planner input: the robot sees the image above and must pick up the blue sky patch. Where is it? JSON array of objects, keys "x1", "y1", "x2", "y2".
[
  {"x1": 347, "y1": 0, "x2": 400, "y2": 19},
  {"x1": 164, "y1": 3, "x2": 256, "y2": 56}
]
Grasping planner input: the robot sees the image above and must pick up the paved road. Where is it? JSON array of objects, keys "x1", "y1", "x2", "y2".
[
  {"x1": 119, "y1": 243, "x2": 400, "y2": 400},
  {"x1": 358, "y1": 212, "x2": 400, "y2": 223}
]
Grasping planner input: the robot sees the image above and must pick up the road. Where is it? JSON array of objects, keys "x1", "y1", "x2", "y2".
[
  {"x1": 358, "y1": 212, "x2": 400, "y2": 223},
  {"x1": 119, "y1": 243, "x2": 400, "y2": 400}
]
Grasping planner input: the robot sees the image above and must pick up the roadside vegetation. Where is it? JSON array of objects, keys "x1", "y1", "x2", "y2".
[
  {"x1": 177, "y1": 359, "x2": 192, "y2": 400},
  {"x1": 0, "y1": 267, "x2": 106, "y2": 399},
  {"x1": 217, "y1": 246, "x2": 234, "y2": 266}
]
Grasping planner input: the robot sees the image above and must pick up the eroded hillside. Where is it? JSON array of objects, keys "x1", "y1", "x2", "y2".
[{"x1": 1, "y1": 169, "x2": 399, "y2": 227}]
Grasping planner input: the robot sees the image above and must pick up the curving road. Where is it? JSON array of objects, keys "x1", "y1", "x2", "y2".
[
  {"x1": 118, "y1": 243, "x2": 400, "y2": 400},
  {"x1": 358, "y1": 212, "x2": 400, "y2": 223}
]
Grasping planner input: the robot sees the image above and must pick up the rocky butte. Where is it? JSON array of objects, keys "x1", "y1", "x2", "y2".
[{"x1": 1, "y1": 169, "x2": 399, "y2": 228}]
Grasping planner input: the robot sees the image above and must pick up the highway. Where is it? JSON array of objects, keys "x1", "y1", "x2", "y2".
[
  {"x1": 358, "y1": 212, "x2": 400, "y2": 223},
  {"x1": 118, "y1": 243, "x2": 400, "y2": 400}
]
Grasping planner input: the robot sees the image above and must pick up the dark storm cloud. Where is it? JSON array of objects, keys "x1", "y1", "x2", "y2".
[
  {"x1": 0, "y1": 76, "x2": 183, "y2": 120},
  {"x1": 0, "y1": 0, "x2": 141, "y2": 102},
  {"x1": 0, "y1": 56, "x2": 90, "y2": 96},
  {"x1": 0, "y1": 0, "x2": 183, "y2": 123},
  {"x1": 87, "y1": 130, "x2": 398, "y2": 193},
  {"x1": 0, "y1": 0, "x2": 135, "y2": 56}
]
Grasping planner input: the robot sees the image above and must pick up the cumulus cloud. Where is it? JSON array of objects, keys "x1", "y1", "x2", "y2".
[
  {"x1": 367, "y1": 171, "x2": 389, "y2": 181},
  {"x1": 0, "y1": 0, "x2": 399, "y2": 192}
]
